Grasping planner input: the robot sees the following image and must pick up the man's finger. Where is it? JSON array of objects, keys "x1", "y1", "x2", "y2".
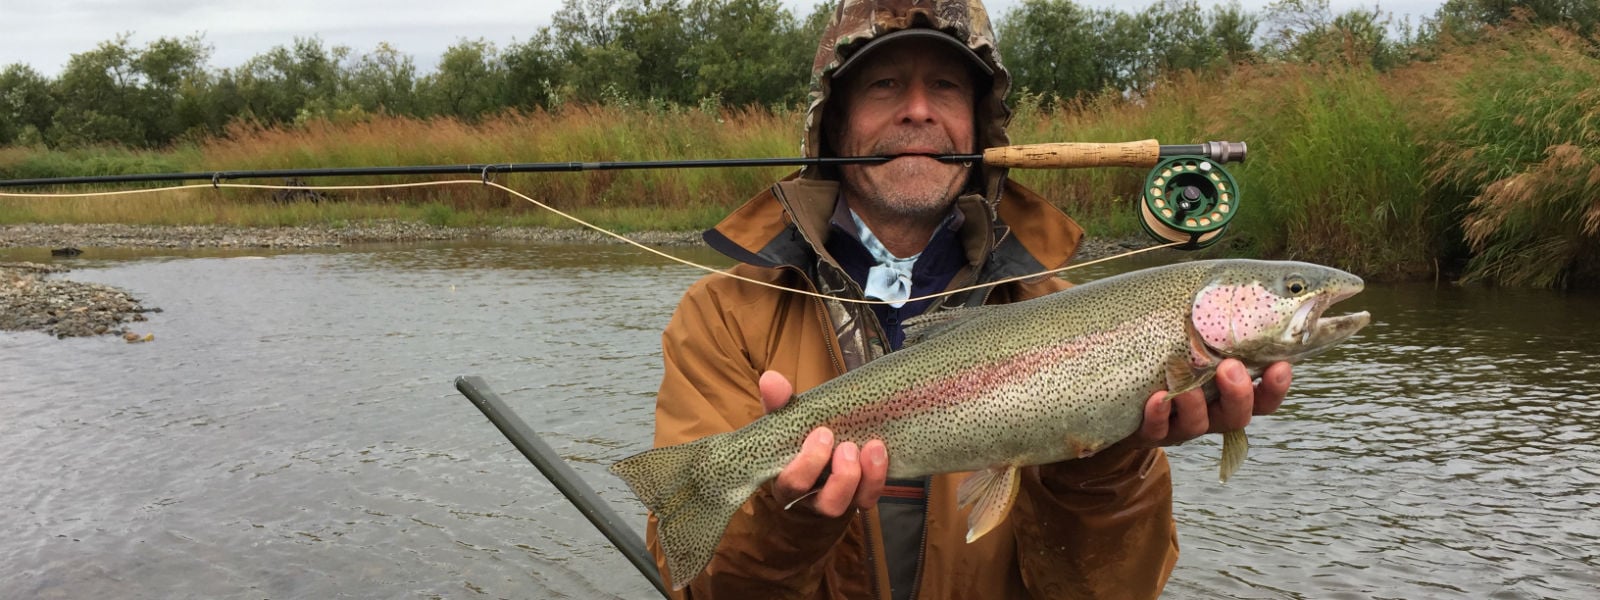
[
  {"x1": 1139, "y1": 391, "x2": 1172, "y2": 443},
  {"x1": 774, "y1": 427, "x2": 833, "y2": 505},
  {"x1": 812, "y1": 441, "x2": 862, "y2": 517},
  {"x1": 760, "y1": 370, "x2": 795, "y2": 414},
  {"x1": 1254, "y1": 362, "x2": 1292, "y2": 416},
  {"x1": 1168, "y1": 388, "x2": 1209, "y2": 441},
  {"x1": 1211, "y1": 359, "x2": 1255, "y2": 432},
  {"x1": 853, "y1": 440, "x2": 888, "y2": 510}
]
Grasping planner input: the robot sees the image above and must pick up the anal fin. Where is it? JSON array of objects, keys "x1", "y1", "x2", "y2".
[
  {"x1": 1218, "y1": 428, "x2": 1249, "y2": 483},
  {"x1": 956, "y1": 465, "x2": 1021, "y2": 543}
]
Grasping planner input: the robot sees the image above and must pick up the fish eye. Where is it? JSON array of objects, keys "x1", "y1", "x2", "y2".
[{"x1": 1285, "y1": 275, "x2": 1307, "y2": 294}]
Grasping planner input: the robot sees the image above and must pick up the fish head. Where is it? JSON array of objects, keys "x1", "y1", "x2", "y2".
[{"x1": 1190, "y1": 260, "x2": 1371, "y2": 366}]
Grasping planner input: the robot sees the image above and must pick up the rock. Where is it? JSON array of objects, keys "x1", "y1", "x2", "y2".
[{"x1": 1, "y1": 262, "x2": 156, "y2": 340}]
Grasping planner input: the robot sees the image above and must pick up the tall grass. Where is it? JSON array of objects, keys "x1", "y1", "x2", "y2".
[
  {"x1": 198, "y1": 104, "x2": 801, "y2": 212},
  {"x1": 1007, "y1": 66, "x2": 1434, "y2": 279},
  {"x1": 1220, "y1": 63, "x2": 1432, "y2": 279},
  {"x1": 1, "y1": 104, "x2": 802, "y2": 232},
  {"x1": 0, "y1": 144, "x2": 197, "y2": 181},
  {"x1": 1408, "y1": 25, "x2": 1600, "y2": 288},
  {"x1": 1005, "y1": 79, "x2": 1214, "y2": 238}
]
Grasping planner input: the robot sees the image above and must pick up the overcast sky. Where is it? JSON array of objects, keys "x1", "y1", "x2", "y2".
[{"x1": 2, "y1": 0, "x2": 1446, "y2": 76}]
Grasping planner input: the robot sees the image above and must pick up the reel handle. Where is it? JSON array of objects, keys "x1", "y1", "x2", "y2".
[
  {"x1": 984, "y1": 140, "x2": 1247, "y2": 170},
  {"x1": 984, "y1": 140, "x2": 1161, "y2": 169}
]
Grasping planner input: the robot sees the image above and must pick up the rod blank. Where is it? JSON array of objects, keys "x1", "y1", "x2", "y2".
[{"x1": 0, "y1": 141, "x2": 1247, "y2": 188}]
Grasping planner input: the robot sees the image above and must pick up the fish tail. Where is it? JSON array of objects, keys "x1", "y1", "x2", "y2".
[{"x1": 609, "y1": 431, "x2": 759, "y2": 588}]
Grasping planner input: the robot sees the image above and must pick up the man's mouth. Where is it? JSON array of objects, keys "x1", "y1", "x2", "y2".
[{"x1": 886, "y1": 147, "x2": 942, "y2": 158}]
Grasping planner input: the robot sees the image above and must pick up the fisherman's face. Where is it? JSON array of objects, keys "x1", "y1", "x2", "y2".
[{"x1": 832, "y1": 38, "x2": 978, "y2": 222}]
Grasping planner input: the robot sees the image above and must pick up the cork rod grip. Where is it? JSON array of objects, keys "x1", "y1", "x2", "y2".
[{"x1": 983, "y1": 140, "x2": 1162, "y2": 169}]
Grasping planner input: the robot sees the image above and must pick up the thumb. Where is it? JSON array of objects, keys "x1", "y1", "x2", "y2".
[{"x1": 759, "y1": 370, "x2": 795, "y2": 413}]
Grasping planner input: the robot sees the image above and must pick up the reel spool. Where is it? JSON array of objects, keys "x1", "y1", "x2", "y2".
[{"x1": 1139, "y1": 156, "x2": 1239, "y2": 249}]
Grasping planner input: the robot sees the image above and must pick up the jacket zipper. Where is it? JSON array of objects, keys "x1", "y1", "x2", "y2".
[
  {"x1": 904, "y1": 476, "x2": 933, "y2": 600},
  {"x1": 788, "y1": 266, "x2": 886, "y2": 600},
  {"x1": 807, "y1": 287, "x2": 886, "y2": 599},
  {"x1": 860, "y1": 510, "x2": 884, "y2": 600}
]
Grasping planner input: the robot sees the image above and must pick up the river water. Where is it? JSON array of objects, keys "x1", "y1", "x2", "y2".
[{"x1": 1, "y1": 242, "x2": 1595, "y2": 599}]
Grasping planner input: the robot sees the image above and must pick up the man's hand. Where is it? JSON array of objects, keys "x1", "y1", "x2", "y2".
[
  {"x1": 759, "y1": 371, "x2": 888, "y2": 517},
  {"x1": 1130, "y1": 359, "x2": 1292, "y2": 447}
]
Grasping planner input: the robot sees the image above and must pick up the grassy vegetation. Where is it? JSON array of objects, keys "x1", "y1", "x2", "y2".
[
  {"x1": 1223, "y1": 64, "x2": 1432, "y2": 280},
  {"x1": 2, "y1": 23, "x2": 1596, "y2": 286},
  {"x1": 1004, "y1": 65, "x2": 1436, "y2": 280},
  {"x1": 1, "y1": 105, "x2": 801, "y2": 232},
  {"x1": 1406, "y1": 26, "x2": 1600, "y2": 288}
]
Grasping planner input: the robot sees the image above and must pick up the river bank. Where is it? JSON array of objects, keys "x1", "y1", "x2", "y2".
[
  {"x1": 0, "y1": 221, "x2": 706, "y2": 250},
  {"x1": 0, "y1": 221, "x2": 1151, "y2": 260},
  {"x1": 1, "y1": 221, "x2": 1151, "y2": 340}
]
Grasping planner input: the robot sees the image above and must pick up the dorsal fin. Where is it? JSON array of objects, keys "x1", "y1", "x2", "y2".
[{"x1": 901, "y1": 305, "x2": 994, "y2": 346}]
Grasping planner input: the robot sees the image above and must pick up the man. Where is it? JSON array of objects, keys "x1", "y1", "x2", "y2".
[{"x1": 646, "y1": 0, "x2": 1292, "y2": 597}]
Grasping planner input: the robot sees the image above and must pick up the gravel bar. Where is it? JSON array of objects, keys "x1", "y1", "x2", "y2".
[{"x1": 1, "y1": 262, "x2": 160, "y2": 339}]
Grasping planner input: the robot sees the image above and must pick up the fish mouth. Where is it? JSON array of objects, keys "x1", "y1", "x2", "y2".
[{"x1": 1283, "y1": 283, "x2": 1371, "y2": 355}]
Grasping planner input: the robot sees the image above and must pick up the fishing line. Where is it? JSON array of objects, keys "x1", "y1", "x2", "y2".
[{"x1": 3, "y1": 178, "x2": 1182, "y2": 304}]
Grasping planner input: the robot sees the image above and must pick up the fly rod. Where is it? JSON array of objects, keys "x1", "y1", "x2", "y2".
[
  {"x1": 1, "y1": 138, "x2": 1249, "y2": 249},
  {"x1": 454, "y1": 375, "x2": 670, "y2": 599},
  {"x1": 0, "y1": 140, "x2": 1245, "y2": 188}
]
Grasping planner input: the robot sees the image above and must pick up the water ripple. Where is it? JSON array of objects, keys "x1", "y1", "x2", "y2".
[{"x1": 3, "y1": 245, "x2": 1596, "y2": 598}]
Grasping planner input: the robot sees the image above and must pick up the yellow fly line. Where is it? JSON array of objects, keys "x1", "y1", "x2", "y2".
[{"x1": 2, "y1": 179, "x2": 1182, "y2": 305}]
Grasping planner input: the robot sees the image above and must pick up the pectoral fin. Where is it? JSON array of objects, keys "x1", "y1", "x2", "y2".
[
  {"x1": 1218, "y1": 428, "x2": 1249, "y2": 483},
  {"x1": 1165, "y1": 355, "x2": 1216, "y2": 396},
  {"x1": 956, "y1": 465, "x2": 1021, "y2": 543}
]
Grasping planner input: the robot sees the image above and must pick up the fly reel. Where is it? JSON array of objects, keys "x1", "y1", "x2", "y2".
[{"x1": 1139, "y1": 155, "x2": 1240, "y2": 249}]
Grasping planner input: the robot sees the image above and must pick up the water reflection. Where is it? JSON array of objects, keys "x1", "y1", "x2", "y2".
[
  {"x1": 1164, "y1": 277, "x2": 1600, "y2": 599},
  {"x1": 1, "y1": 243, "x2": 1596, "y2": 599}
]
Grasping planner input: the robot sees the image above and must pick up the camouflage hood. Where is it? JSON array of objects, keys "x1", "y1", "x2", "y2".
[{"x1": 802, "y1": 0, "x2": 1013, "y2": 203}]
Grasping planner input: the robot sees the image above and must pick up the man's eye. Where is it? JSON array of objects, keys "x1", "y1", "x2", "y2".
[{"x1": 868, "y1": 78, "x2": 897, "y2": 89}]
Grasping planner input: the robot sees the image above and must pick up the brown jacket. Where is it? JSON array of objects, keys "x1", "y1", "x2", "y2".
[{"x1": 645, "y1": 176, "x2": 1179, "y2": 599}]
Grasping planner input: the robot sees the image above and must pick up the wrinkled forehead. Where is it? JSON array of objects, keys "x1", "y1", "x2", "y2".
[
  {"x1": 830, "y1": 38, "x2": 989, "y2": 103},
  {"x1": 843, "y1": 38, "x2": 983, "y2": 80}
]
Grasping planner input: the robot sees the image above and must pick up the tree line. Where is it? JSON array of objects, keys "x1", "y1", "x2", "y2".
[{"x1": 1, "y1": 0, "x2": 1593, "y2": 150}]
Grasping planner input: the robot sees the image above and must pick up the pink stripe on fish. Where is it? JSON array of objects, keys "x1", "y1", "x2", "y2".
[{"x1": 821, "y1": 321, "x2": 1146, "y2": 432}]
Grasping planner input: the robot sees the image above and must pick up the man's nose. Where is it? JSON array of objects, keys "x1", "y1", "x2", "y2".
[{"x1": 898, "y1": 83, "x2": 937, "y2": 124}]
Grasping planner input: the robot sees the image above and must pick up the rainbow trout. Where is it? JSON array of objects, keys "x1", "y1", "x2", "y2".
[{"x1": 610, "y1": 259, "x2": 1371, "y2": 586}]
